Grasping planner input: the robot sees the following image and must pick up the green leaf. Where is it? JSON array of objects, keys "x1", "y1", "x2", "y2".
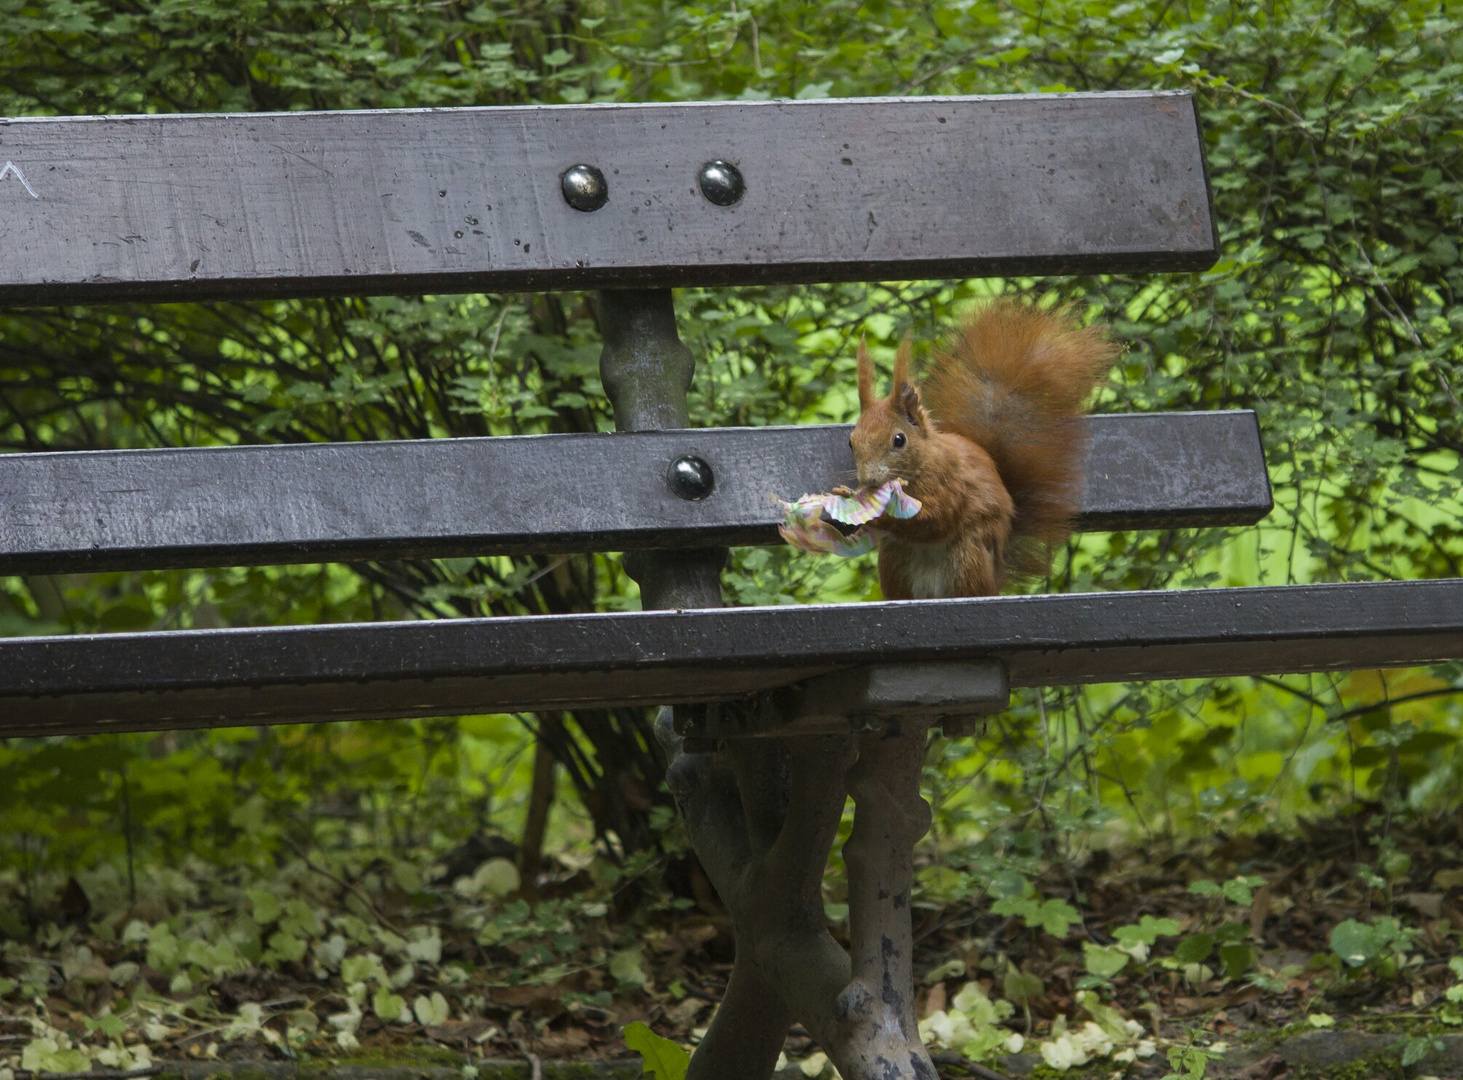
[
  {"x1": 1114, "y1": 916, "x2": 1183, "y2": 947},
  {"x1": 1076, "y1": 989, "x2": 1139, "y2": 1042},
  {"x1": 1188, "y1": 880, "x2": 1221, "y2": 898},
  {"x1": 1083, "y1": 943, "x2": 1130, "y2": 979},
  {"x1": 456, "y1": 858, "x2": 520, "y2": 899},
  {"x1": 405, "y1": 927, "x2": 443, "y2": 964},
  {"x1": 23, "y1": 1039, "x2": 91, "y2": 1074},
  {"x1": 265, "y1": 931, "x2": 307, "y2": 965},
  {"x1": 1400, "y1": 730, "x2": 1456, "y2": 754},
  {"x1": 1395, "y1": 1035, "x2": 1443, "y2": 1068},
  {"x1": 1221, "y1": 877, "x2": 1260, "y2": 906},
  {"x1": 1174, "y1": 934, "x2": 1215, "y2": 964},
  {"x1": 145, "y1": 925, "x2": 180, "y2": 975},
  {"x1": 951, "y1": 980, "x2": 1009, "y2": 1026},
  {"x1": 610, "y1": 946, "x2": 648, "y2": 989},
  {"x1": 925, "y1": 957, "x2": 966, "y2": 984},
  {"x1": 986, "y1": 870, "x2": 1029, "y2": 900},
  {"x1": 1351, "y1": 746, "x2": 1389, "y2": 767},
  {"x1": 1220, "y1": 942, "x2": 1254, "y2": 980},
  {"x1": 246, "y1": 887, "x2": 282, "y2": 925},
  {"x1": 1034, "y1": 899, "x2": 1080, "y2": 938},
  {"x1": 1329, "y1": 919, "x2": 1381, "y2": 967},
  {"x1": 1003, "y1": 970, "x2": 1044, "y2": 1004},
  {"x1": 1328, "y1": 919, "x2": 1404, "y2": 965},
  {"x1": 622, "y1": 1021, "x2": 690, "y2": 1080},
  {"x1": 83, "y1": 1013, "x2": 126, "y2": 1039},
  {"x1": 372, "y1": 988, "x2": 409, "y2": 1023},
  {"x1": 992, "y1": 896, "x2": 1078, "y2": 937},
  {"x1": 1381, "y1": 851, "x2": 1412, "y2": 879},
  {"x1": 341, "y1": 953, "x2": 384, "y2": 985},
  {"x1": 918, "y1": 865, "x2": 972, "y2": 903},
  {"x1": 413, "y1": 991, "x2": 450, "y2": 1027},
  {"x1": 990, "y1": 897, "x2": 1036, "y2": 920},
  {"x1": 1162, "y1": 1046, "x2": 1210, "y2": 1080}
]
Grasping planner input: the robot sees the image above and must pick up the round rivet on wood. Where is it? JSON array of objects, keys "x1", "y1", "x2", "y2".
[
  {"x1": 561, "y1": 164, "x2": 608, "y2": 211},
  {"x1": 697, "y1": 160, "x2": 744, "y2": 206},
  {"x1": 667, "y1": 455, "x2": 715, "y2": 500}
]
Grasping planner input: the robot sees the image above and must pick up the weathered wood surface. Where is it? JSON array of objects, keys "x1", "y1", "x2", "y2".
[
  {"x1": 0, "y1": 92, "x2": 1214, "y2": 303},
  {"x1": 2, "y1": 579, "x2": 1456, "y2": 737},
  {"x1": 0, "y1": 411, "x2": 1267, "y2": 574}
]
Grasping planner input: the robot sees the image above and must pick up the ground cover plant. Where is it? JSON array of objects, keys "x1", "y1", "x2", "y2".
[{"x1": 1, "y1": 0, "x2": 1461, "y2": 1076}]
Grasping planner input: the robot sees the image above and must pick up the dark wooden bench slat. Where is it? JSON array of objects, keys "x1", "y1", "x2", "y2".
[
  {"x1": 0, "y1": 411, "x2": 1269, "y2": 575},
  {"x1": 2, "y1": 579, "x2": 1456, "y2": 737},
  {"x1": 0, "y1": 92, "x2": 1214, "y2": 305}
]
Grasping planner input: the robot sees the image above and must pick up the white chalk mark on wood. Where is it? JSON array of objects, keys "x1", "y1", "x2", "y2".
[{"x1": 0, "y1": 162, "x2": 40, "y2": 198}]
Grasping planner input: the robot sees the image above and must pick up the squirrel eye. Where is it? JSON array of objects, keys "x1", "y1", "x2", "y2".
[{"x1": 892, "y1": 431, "x2": 906, "y2": 449}]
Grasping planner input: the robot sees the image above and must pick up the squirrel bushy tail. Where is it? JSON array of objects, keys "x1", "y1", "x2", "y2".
[{"x1": 920, "y1": 299, "x2": 1118, "y2": 564}]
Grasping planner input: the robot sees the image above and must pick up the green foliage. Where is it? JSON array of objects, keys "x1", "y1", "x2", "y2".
[
  {"x1": 1218, "y1": 941, "x2": 1255, "y2": 981},
  {"x1": 621, "y1": 1021, "x2": 689, "y2": 1080},
  {"x1": 919, "y1": 981, "x2": 1023, "y2": 1062},
  {"x1": 991, "y1": 894, "x2": 1081, "y2": 938},
  {"x1": 1161, "y1": 1045, "x2": 1212, "y2": 1080},
  {"x1": 1394, "y1": 1034, "x2": 1444, "y2": 1068},
  {"x1": 0, "y1": 0, "x2": 1461, "y2": 979},
  {"x1": 1328, "y1": 916, "x2": 1420, "y2": 976},
  {"x1": 1173, "y1": 934, "x2": 1215, "y2": 965},
  {"x1": 1113, "y1": 916, "x2": 1182, "y2": 948},
  {"x1": 1082, "y1": 942, "x2": 1130, "y2": 979},
  {"x1": 1189, "y1": 876, "x2": 1266, "y2": 906},
  {"x1": 1002, "y1": 969, "x2": 1044, "y2": 1007}
]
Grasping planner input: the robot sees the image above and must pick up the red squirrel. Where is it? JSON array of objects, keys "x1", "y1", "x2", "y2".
[{"x1": 847, "y1": 300, "x2": 1118, "y2": 600}]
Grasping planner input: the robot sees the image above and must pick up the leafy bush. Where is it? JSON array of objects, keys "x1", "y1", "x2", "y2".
[{"x1": 0, "y1": 0, "x2": 1460, "y2": 993}]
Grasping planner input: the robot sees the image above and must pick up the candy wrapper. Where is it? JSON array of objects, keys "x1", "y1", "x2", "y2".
[{"x1": 777, "y1": 479, "x2": 922, "y2": 557}]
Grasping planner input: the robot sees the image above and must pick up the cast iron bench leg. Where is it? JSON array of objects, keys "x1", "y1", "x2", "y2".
[
  {"x1": 839, "y1": 724, "x2": 937, "y2": 1079},
  {"x1": 600, "y1": 290, "x2": 936, "y2": 1080}
]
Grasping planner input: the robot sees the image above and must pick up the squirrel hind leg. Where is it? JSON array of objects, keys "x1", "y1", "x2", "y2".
[{"x1": 950, "y1": 529, "x2": 1006, "y2": 598}]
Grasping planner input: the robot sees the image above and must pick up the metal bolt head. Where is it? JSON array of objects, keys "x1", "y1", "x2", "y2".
[
  {"x1": 667, "y1": 455, "x2": 715, "y2": 501},
  {"x1": 697, "y1": 160, "x2": 745, "y2": 206},
  {"x1": 561, "y1": 164, "x2": 608, "y2": 212}
]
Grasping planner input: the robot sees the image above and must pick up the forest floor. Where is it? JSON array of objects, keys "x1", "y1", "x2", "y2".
[{"x1": 3, "y1": 808, "x2": 1463, "y2": 1080}]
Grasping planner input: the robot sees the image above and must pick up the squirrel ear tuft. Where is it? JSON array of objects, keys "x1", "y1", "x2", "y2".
[
  {"x1": 857, "y1": 334, "x2": 874, "y2": 410},
  {"x1": 891, "y1": 335, "x2": 913, "y2": 394},
  {"x1": 891, "y1": 336, "x2": 927, "y2": 428},
  {"x1": 896, "y1": 381, "x2": 925, "y2": 428}
]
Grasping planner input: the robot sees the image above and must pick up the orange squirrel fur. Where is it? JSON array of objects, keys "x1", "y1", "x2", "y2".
[{"x1": 848, "y1": 300, "x2": 1118, "y2": 599}]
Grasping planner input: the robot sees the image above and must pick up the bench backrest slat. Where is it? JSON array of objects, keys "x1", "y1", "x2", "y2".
[
  {"x1": 0, "y1": 92, "x2": 1214, "y2": 304},
  {"x1": 0, "y1": 411, "x2": 1269, "y2": 575}
]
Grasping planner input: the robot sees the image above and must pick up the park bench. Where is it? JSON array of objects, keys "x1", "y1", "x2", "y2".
[{"x1": 1, "y1": 92, "x2": 1459, "y2": 1079}]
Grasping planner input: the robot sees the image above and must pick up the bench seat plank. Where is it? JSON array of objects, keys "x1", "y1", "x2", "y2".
[
  {"x1": 0, "y1": 92, "x2": 1213, "y2": 304},
  {"x1": 0, "y1": 411, "x2": 1269, "y2": 574},
  {"x1": 2, "y1": 579, "x2": 1456, "y2": 737}
]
